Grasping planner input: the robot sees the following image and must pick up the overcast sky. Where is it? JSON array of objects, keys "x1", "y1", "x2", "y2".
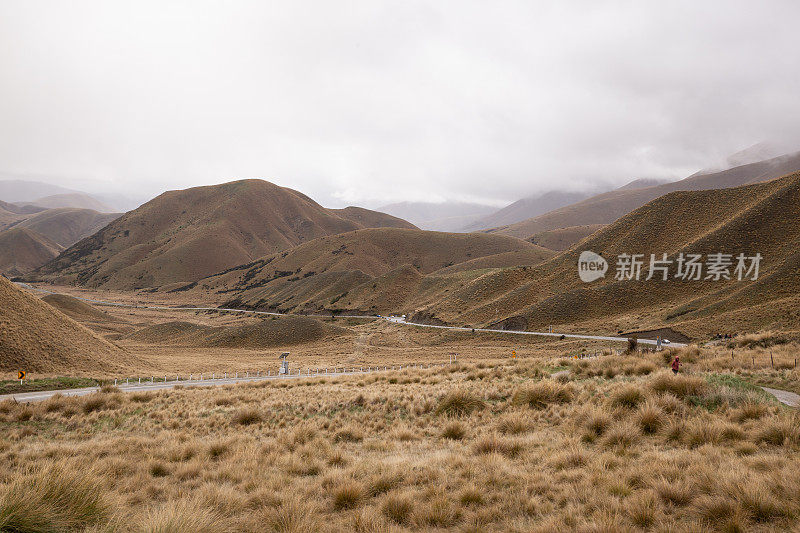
[{"x1": 1, "y1": 1, "x2": 799, "y2": 208}]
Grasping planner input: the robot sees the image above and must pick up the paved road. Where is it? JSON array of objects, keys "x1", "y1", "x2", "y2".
[
  {"x1": 18, "y1": 282, "x2": 680, "y2": 346},
  {"x1": 0, "y1": 365, "x2": 430, "y2": 404}
]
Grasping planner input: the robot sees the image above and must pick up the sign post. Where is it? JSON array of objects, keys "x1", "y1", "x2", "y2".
[{"x1": 18, "y1": 370, "x2": 26, "y2": 384}]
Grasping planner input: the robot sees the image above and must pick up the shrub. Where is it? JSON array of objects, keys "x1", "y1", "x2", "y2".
[
  {"x1": 141, "y1": 500, "x2": 228, "y2": 533},
  {"x1": 435, "y1": 390, "x2": 484, "y2": 417},
  {"x1": 441, "y1": 422, "x2": 466, "y2": 440},
  {"x1": 266, "y1": 496, "x2": 320, "y2": 533},
  {"x1": 334, "y1": 427, "x2": 364, "y2": 443},
  {"x1": 82, "y1": 395, "x2": 107, "y2": 414},
  {"x1": 497, "y1": 413, "x2": 530, "y2": 435},
  {"x1": 512, "y1": 380, "x2": 574, "y2": 409},
  {"x1": 0, "y1": 465, "x2": 112, "y2": 532},
  {"x1": 754, "y1": 416, "x2": 800, "y2": 446},
  {"x1": 381, "y1": 492, "x2": 413, "y2": 525},
  {"x1": 232, "y1": 408, "x2": 262, "y2": 426},
  {"x1": 636, "y1": 402, "x2": 665, "y2": 434},
  {"x1": 649, "y1": 372, "x2": 707, "y2": 399},
  {"x1": 602, "y1": 422, "x2": 640, "y2": 449},
  {"x1": 473, "y1": 435, "x2": 523, "y2": 458},
  {"x1": 332, "y1": 481, "x2": 363, "y2": 510},
  {"x1": 610, "y1": 385, "x2": 646, "y2": 408},
  {"x1": 626, "y1": 490, "x2": 660, "y2": 529},
  {"x1": 582, "y1": 408, "x2": 612, "y2": 440}
]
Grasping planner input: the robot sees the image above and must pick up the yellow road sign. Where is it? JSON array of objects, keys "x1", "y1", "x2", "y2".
[
  {"x1": 18, "y1": 371, "x2": 26, "y2": 380},
  {"x1": 512, "y1": 350, "x2": 517, "y2": 359}
]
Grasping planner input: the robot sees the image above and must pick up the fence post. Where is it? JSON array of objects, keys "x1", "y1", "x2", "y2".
[{"x1": 114, "y1": 379, "x2": 117, "y2": 386}]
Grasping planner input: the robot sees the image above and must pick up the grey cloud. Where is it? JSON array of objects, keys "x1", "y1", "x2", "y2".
[{"x1": 0, "y1": 0, "x2": 799, "y2": 208}]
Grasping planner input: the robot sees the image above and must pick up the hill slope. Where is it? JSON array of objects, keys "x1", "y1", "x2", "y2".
[
  {"x1": 31, "y1": 180, "x2": 416, "y2": 289},
  {"x1": 0, "y1": 278, "x2": 134, "y2": 373},
  {"x1": 0, "y1": 228, "x2": 62, "y2": 276},
  {"x1": 190, "y1": 228, "x2": 551, "y2": 315},
  {"x1": 417, "y1": 172, "x2": 800, "y2": 337},
  {"x1": 464, "y1": 190, "x2": 593, "y2": 231},
  {"x1": 126, "y1": 317, "x2": 347, "y2": 348},
  {"x1": 15, "y1": 208, "x2": 120, "y2": 247},
  {"x1": 20, "y1": 193, "x2": 114, "y2": 212},
  {"x1": 490, "y1": 151, "x2": 800, "y2": 238}
]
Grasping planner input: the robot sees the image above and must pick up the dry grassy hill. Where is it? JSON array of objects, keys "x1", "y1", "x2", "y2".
[
  {"x1": 464, "y1": 190, "x2": 592, "y2": 231},
  {"x1": 0, "y1": 228, "x2": 62, "y2": 276},
  {"x1": 0, "y1": 277, "x2": 135, "y2": 373},
  {"x1": 125, "y1": 316, "x2": 348, "y2": 348},
  {"x1": 30, "y1": 180, "x2": 417, "y2": 290},
  {"x1": 20, "y1": 192, "x2": 114, "y2": 212},
  {"x1": 527, "y1": 224, "x2": 606, "y2": 251},
  {"x1": 490, "y1": 151, "x2": 800, "y2": 239},
  {"x1": 190, "y1": 228, "x2": 550, "y2": 315},
  {"x1": 14, "y1": 208, "x2": 121, "y2": 247},
  {"x1": 416, "y1": 172, "x2": 800, "y2": 337},
  {"x1": 41, "y1": 293, "x2": 120, "y2": 323}
]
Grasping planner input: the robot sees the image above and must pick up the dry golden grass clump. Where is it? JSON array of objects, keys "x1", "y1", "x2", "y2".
[{"x1": 1, "y1": 353, "x2": 800, "y2": 531}]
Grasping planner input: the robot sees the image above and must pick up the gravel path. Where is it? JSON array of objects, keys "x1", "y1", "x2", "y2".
[{"x1": 760, "y1": 386, "x2": 800, "y2": 408}]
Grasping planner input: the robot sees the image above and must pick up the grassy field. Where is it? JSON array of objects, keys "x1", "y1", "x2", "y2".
[{"x1": 0, "y1": 343, "x2": 798, "y2": 532}]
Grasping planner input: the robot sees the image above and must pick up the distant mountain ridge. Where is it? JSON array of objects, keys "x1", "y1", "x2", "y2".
[
  {"x1": 378, "y1": 201, "x2": 497, "y2": 232},
  {"x1": 487, "y1": 151, "x2": 800, "y2": 239},
  {"x1": 31, "y1": 179, "x2": 418, "y2": 289}
]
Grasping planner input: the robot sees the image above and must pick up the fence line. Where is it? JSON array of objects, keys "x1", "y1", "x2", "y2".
[{"x1": 109, "y1": 357, "x2": 459, "y2": 389}]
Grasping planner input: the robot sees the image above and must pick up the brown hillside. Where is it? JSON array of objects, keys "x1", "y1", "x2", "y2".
[
  {"x1": 0, "y1": 228, "x2": 62, "y2": 276},
  {"x1": 329, "y1": 206, "x2": 417, "y2": 230},
  {"x1": 125, "y1": 317, "x2": 347, "y2": 348},
  {"x1": 527, "y1": 224, "x2": 606, "y2": 251},
  {"x1": 491, "y1": 151, "x2": 800, "y2": 238},
  {"x1": 191, "y1": 228, "x2": 547, "y2": 315},
  {"x1": 31, "y1": 180, "x2": 416, "y2": 289},
  {"x1": 417, "y1": 172, "x2": 800, "y2": 337},
  {"x1": 0, "y1": 277, "x2": 135, "y2": 373},
  {"x1": 41, "y1": 293, "x2": 120, "y2": 323},
  {"x1": 16, "y1": 208, "x2": 120, "y2": 247},
  {"x1": 23, "y1": 192, "x2": 114, "y2": 212},
  {"x1": 464, "y1": 190, "x2": 592, "y2": 231}
]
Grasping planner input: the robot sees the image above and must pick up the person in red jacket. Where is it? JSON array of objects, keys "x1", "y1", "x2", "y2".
[{"x1": 671, "y1": 356, "x2": 680, "y2": 374}]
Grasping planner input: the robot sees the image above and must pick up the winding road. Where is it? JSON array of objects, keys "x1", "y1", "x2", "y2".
[
  {"x1": 5, "y1": 282, "x2": 684, "y2": 403},
  {"x1": 17, "y1": 282, "x2": 679, "y2": 347}
]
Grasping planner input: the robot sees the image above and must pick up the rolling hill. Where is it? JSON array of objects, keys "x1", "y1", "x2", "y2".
[
  {"x1": 527, "y1": 224, "x2": 606, "y2": 251},
  {"x1": 19, "y1": 192, "x2": 115, "y2": 212},
  {"x1": 13, "y1": 208, "x2": 121, "y2": 247},
  {"x1": 413, "y1": 171, "x2": 800, "y2": 338},
  {"x1": 489, "y1": 151, "x2": 800, "y2": 239},
  {"x1": 463, "y1": 190, "x2": 594, "y2": 231},
  {"x1": 189, "y1": 227, "x2": 552, "y2": 315},
  {"x1": 0, "y1": 277, "x2": 135, "y2": 373},
  {"x1": 0, "y1": 228, "x2": 62, "y2": 276},
  {"x1": 125, "y1": 316, "x2": 348, "y2": 348},
  {"x1": 31, "y1": 179, "x2": 417, "y2": 289}
]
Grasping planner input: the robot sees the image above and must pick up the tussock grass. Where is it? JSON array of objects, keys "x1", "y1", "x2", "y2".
[
  {"x1": 1, "y1": 350, "x2": 799, "y2": 531},
  {"x1": 231, "y1": 408, "x2": 262, "y2": 426},
  {"x1": 441, "y1": 421, "x2": 467, "y2": 440},
  {"x1": 0, "y1": 464, "x2": 112, "y2": 532},
  {"x1": 435, "y1": 389, "x2": 484, "y2": 417},
  {"x1": 512, "y1": 380, "x2": 574, "y2": 409}
]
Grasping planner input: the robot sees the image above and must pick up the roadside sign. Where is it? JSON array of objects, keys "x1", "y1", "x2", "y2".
[
  {"x1": 512, "y1": 350, "x2": 517, "y2": 359},
  {"x1": 18, "y1": 371, "x2": 26, "y2": 380}
]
